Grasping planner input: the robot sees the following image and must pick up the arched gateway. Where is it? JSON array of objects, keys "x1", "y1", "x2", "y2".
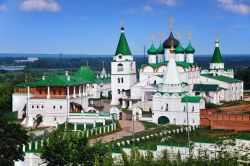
[{"x1": 158, "y1": 116, "x2": 170, "y2": 124}]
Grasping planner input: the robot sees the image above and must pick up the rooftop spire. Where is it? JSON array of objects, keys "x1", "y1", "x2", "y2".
[
  {"x1": 159, "y1": 32, "x2": 163, "y2": 43},
  {"x1": 163, "y1": 51, "x2": 181, "y2": 87},
  {"x1": 169, "y1": 16, "x2": 174, "y2": 32},
  {"x1": 215, "y1": 32, "x2": 219, "y2": 47},
  {"x1": 115, "y1": 23, "x2": 132, "y2": 56}
]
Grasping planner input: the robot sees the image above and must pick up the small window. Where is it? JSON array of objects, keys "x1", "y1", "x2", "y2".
[
  {"x1": 60, "y1": 106, "x2": 62, "y2": 109},
  {"x1": 192, "y1": 119, "x2": 195, "y2": 123},
  {"x1": 54, "y1": 117, "x2": 57, "y2": 121},
  {"x1": 53, "y1": 106, "x2": 56, "y2": 109},
  {"x1": 32, "y1": 105, "x2": 34, "y2": 109},
  {"x1": 118, "y1": 78, "x2": 120, "y2": 83},
  {"x1": 183, "y1": 106, "x2": 186, "y2": 112},
  {"x1": 42, "y1": 105, "x2": 44, "y2": 109},
  {"x1": 192, "y1": 106, "x2": 194, "y2": 112},
  {"x1": 117, "y1": 63, "x2": 124, "y2": 72},
  {"x1": 37, "y1": 105, "x2": 39, "y2": 109},
  {"x1": 118, "y1": 89, "x2": 120, "y2": 94},
  {"x1": 154, "y1": 80, "x2": 156, "y2": 84},
  {"x1": 121, "y1": 78, "x2": 124, "y2": 83},
  {"x1": 165, "y1": 104, "x2": 168, "y2": 111}
]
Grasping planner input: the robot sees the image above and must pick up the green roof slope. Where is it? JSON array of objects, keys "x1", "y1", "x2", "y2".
[
  {"x1": 201, "y1": 74, "x2": 242, "y2": 83},
  {"x1": 115, "y1": 27, "x2": 132, "y2": 56},
  {"x1": 181, "y1": 96, "x2": 202, "y2": 103},
  {"x1": 211, "y1": 47, "x2": 223, "y2": 63},
  {"x1": 75, "y1": 66, "x2": 97, "y2": 83},
  {"x1": 193, "y1": 84, "x2": 219, "y2": 92}
]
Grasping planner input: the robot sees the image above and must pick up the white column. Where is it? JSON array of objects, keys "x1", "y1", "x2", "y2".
[
  {"x1": 47, "y1": 86, "x2": 50, "y2": 99},
  {"x1": 74, "y1": 123, "x2": 77, "y2": 131},
  {"x1": 93, "y1": 121, "x2": 96, "y2": 128},
  {"x1": 79, "y1": 86, "x2": 81, "y2": 97},
  {"x1": 67, "y1": 87, "x2": 70, "y2": 99},
  {"x1": 27, "y1": 86, "x2": 30, "y2": 99},
  {"x1": 28, "y1": 142, "x2": 32, "y2": 150},
  {"x1": 129, "y1": 101, "x2": 133, "y2": 109},
  {"x1": 22, "y1": 144, "x2": 25, "y2": 152},
  {"x1": 35, "y1": 142, "x2": 38, "y2": 150},
  {"x1": 122, "y1": 100, "x2": 126, "y2": 109},
  {"x1": 84, "y1": 123, "x2": 86, "y2": 130},
  {"x1": 73, "y1": 86, "x2": 76, "y2": 98}
]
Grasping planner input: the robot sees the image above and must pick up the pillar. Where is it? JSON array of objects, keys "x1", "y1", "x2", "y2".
[
  {"x1": 103, "y1": 126, "x2": 106, "y2": 133},
  {"x1": 84, "y1": 123, "x2": 86, "y2": 130},
  {"x1": 22, "y1": 144, "x2": 25, "y2": 152},
  {"x1": 129, "y1": 101, "x2": 133, "y2": 109},
  {"x1": 74, "y1": 123, "x2": 77, "y2": 131},
  {"x1": 47, "y1": 86, "x2": 50, "y2": 99},
  {"x1": 93, "y1": 121, "x2": 96, "y2": 128},
  {"x1": 67, "y1": 87, "x2": 70, "y2": 99},
  {"x1": 35, "y1": 142, "x2": 38, "y2": 150},
  {"x1": 73, "y1": 86, "x2": 76, "y2": 98},
  {"x1": 28, "y1": 142, "x2": 32, "y2": 150},
  {"x1": 122, "y1": 100, "x2": 126, "y2": 109},
  {"x1": 27, "y1": 86, "x2": 30, "y2": 99},
  {"x1": 79, "y1": 86, "x2": 81, "y2": 97}
]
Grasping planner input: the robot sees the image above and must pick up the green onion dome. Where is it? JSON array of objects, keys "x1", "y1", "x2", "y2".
[
  {"x1": 185, "y1": 43, "x2": 195, "y2": 54},
  {"x1": 147, "y1": 44, "x2": 158, "y2": 55},
  {"x1": 175, "y1": 43, "x2": 185, "y2": 54},
  {"x1": 156, "y1": 43, "x2": 165, "y2": 54}
]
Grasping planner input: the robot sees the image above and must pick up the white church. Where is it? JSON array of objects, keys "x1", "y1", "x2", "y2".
[{"x1": 110, "y1": 19, "x2": 243, "y2": 125}]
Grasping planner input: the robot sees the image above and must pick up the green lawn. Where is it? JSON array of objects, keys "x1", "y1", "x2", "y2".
[{"x1": 141, "y1": 121, "x2": 159, "y2": 129}]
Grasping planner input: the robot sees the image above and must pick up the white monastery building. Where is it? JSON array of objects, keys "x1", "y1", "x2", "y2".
[{"x1": 110, "y1": 18, "x2": 243, "y2": 125}]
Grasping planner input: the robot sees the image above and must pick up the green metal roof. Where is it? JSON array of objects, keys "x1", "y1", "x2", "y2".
[
  {"x1": 175, "y1": 43, "x2": 185, "y2": 54},
  {"x1": 211, "y1": 47, "x2": 223, "y2": 63},
  {"x1": 75, "y1": 66, "x2": 97, "y2": 83},
  {"x1": 185, "y1": 42, "x2": 195, "y2": 54},
  {"x1": 156, "y1": 43, "x2": 165, "y2": 54},
  {"x1": 140, "y1": 61, "x2": 199, "y2": 69},
  {"x1": 201, "y1": 74, "x2": 242, "y2": 83},
  {"x1": 193, "y1": 84, "x2": 219, "y2": 92},
  {"x1": 16, "y1": 66, "x2": 111, "y2": 87},
  {"x1": 147, "y1": 43, "x2": 157, "y2": 55},
  {"x1": 181, "y1": 96, "x2": 202, "y2": 103},
  {"x1": 115, "y1": 27, "x2": 132, "y2": 56}
]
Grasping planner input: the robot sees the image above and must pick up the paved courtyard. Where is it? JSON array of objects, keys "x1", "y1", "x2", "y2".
[{"x1": 90, "y1": 120, "x2": 145, "y2": 144}]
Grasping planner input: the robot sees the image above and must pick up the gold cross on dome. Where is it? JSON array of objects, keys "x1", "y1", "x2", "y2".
[
  {"x1": 177, "y1": 32, "x2": 181, "y2": 40},
  {"x1": 187, "y1": 32, "x2": 192, "y2": 41},
  {"x1": 216, "y1": 32, "x2": 219, "y2": 41},
  {"x1": 151, "y1": 32, "x2": 155, "y2": 42},
  {"x1": 169, "y1": 16, "x2": 174, "y2": 32},
  {"x1": 159, "y1": 32, "x2": 163, "y2": 42}
]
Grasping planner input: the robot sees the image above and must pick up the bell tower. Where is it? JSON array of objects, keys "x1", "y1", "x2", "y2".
[{"x1": 110, "y1": 25, "x2": 137, "y2": 105}]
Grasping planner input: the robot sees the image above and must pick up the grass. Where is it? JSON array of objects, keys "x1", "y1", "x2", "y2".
[
  {"x1": 111, "y1": 127, "x2": 250, "y2": 151},
  {"x1": 141, "y1": 121, "x2": 159, "y2": 129}
]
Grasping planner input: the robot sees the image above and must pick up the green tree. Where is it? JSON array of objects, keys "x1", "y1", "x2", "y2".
[
  {"x1": 0, "y1": 119, "x2": 29, "y2": 166},
  {"x1": 41, "y1": 131, "x2": 110, "y2": 166}
]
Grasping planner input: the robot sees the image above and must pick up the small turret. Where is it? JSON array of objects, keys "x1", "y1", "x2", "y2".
[
  {"x1": 210, "y1": 33, "x2": 224, "y2": 69},
  {"x1": 174, "y1": 32, "x2": 185, "y2": 62},
  {"x1": 185, "y1": 32, "x2": 195, "y2": 63},
  {"x1": 147, "y1": 33, "x2": 157, "y2": 64},
  {"x1": 156, "y1": 32, "x2": 165, "y2": 63}
]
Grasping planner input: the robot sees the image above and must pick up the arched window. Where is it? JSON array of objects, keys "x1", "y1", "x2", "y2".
[
  {"x1": 117, "y1": 63, "x2": 123, "y2": 72},
  {"x1": 130, "y1": 63, "x2": 133, "y2": 71}
]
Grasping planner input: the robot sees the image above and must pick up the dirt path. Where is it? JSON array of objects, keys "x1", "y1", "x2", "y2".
[{"x1": 90, "y1": 120, "x2": 145, "y2": 145}]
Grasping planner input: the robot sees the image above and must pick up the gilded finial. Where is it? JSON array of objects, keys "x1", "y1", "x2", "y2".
[
  {"x1": 187, "y1": 32, "x2": 192, "y2": 42},
  {"x1": 216, "y1": 32, "x2": 219, "y2": 42},
  {"x1": 177, "y1": 32, "x2": 181, "y2": 40},
  {"x1": 103, "y1": 61, "x2": 105, "y2": 68},
  {"x1": 151, "y1": 32, "x2": 155, "y2": 43},
  {"x1": 169, "y1": 16, "x2": 174, "y2": 32},
  {"x1": 159, "y1": 32, "x2": 163, "y2": 43}
]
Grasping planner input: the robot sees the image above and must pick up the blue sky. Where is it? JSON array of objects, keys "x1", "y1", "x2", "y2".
[{"x1": 0, "y1": 0, "x2": 249, "y2": 55}]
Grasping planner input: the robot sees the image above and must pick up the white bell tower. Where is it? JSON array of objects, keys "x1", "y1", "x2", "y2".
[{"x1": 110, "y1": 26, "x2": 137, "y2": 105}]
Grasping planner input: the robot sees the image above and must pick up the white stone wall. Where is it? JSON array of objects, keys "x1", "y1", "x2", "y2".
[{"x1": 152, "y1": 95, "x2": 201, "y2": 125}]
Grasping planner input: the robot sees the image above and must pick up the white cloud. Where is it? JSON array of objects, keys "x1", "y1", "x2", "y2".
[
  {"x1": 20, "y1": 0, "x2": 60, "y2": 12},
  {"x1": 142, "y1": 5, "x2": 153, "y2": 13},
  {"x1": 0, "y1": 5, "x2": 7, "y2": 12},
  {"x1": 217, "y1": 0, "x2": 250, "y2": 14},
  {"x1": 153, "y1": 0, "x2": 179, "y2": 7}
]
